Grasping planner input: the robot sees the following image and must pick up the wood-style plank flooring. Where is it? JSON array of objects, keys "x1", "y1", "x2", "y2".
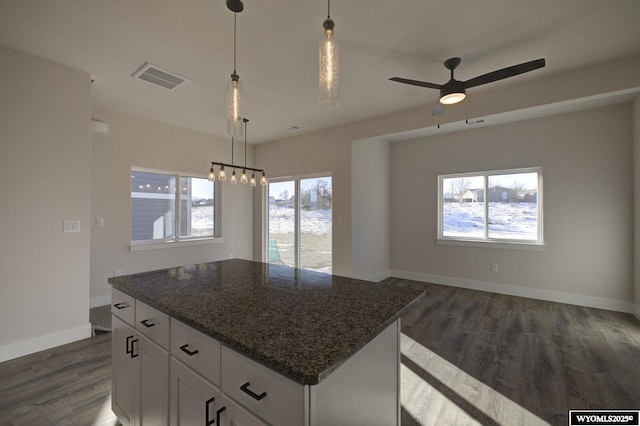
[
  {"x1": 390, "y1": 278, "x2": 640, "y2": 425},
  {"x1": 1, "y1": 280, "x2": 639, "y2": 425}
]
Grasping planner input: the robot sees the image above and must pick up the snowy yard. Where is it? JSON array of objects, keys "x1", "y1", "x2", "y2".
[{"x1": 443, "y1": 202, "x2": 538, "y2": 240}]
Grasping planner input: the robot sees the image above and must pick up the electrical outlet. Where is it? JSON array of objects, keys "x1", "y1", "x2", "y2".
[{"x1": 491, "y1": 263, "x2": 499, "y2": 272}]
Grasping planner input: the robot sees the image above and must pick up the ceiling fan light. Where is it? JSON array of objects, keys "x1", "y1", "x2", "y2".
[{"x1": 440, "y1": 92, "x2": 466, "y2": 105}]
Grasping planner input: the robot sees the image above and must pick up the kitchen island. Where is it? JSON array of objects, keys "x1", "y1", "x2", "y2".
[{"x1": 109, "y1": 258, "x2": 424, "y2": 426}]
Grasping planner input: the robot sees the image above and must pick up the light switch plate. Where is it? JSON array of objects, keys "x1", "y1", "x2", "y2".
[{"x1": 63, "y1": 220, "x2": 81, "y2": 232}]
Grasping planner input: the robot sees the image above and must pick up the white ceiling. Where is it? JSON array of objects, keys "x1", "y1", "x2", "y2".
[{"x1": 1, "y1": 0, "x2": 639, "y2": 144}]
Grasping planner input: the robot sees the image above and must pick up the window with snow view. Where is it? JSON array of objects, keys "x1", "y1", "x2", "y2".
[
  {"x1": 131, "y1": 169, "x2": 217, "y2": 248},
  {"x1": 267, "y1": 175, "x2": 332, "y2": 273},
  {"x1": 438, "y1": 167, "x2": 543, "y2": 246}
]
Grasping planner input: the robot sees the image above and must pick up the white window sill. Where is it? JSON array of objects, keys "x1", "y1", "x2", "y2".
[
  {"x1": 130, "y1": 237, "x2": 223, "y2": 252},
  {"x1": 437, "y1": 238, "x2": 545, "y2": 251}
]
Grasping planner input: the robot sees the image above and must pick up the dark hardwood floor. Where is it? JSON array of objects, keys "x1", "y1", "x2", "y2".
[
  {"x1": 1, "y1": 280, "x2": 639, "y2": 425},
  {"x1": 390, "y1": 278, "x2": 640, "y2": 425}
]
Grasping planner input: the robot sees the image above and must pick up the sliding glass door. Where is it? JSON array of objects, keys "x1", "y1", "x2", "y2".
[{"x1": 267, "y1": 176, "x2": 332, "y2": 273}]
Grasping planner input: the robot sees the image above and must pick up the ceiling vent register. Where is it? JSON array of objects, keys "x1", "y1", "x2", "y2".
[{"x1": 132, "y1": 62, "x2": 189, "y2": 90}]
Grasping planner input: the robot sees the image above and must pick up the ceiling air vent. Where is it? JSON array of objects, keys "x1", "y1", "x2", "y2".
[{"x1": 132, "y1": 62, "x2": 189, "y2": 90}]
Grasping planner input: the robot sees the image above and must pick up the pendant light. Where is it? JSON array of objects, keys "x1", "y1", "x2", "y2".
[
  {"x1": 227, "y1": 0, "x2": 244, "y2": 136},
  {"x1": 319, "y1": 0, "x2": 339, "y2": 109},
  {"x1": 208, "y1": 118, "x2": 267, "y2": 188}
]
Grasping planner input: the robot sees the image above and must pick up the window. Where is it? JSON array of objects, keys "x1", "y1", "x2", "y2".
[
  {"x1": 131, "y1": 168, "x2": 218, "y2": 249},
  {"x1": 267, "y1": 175, "x2": 332, "y2": 273},
  {"x1": 438, "y1": 167, "x2": 543, "y2": 247}
]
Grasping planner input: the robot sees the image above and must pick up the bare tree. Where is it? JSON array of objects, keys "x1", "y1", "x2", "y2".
[
  {"x1": 449, "y1": 178, "x2": 472, "y2": 203},
  {"x1": 511, "y1": 180, "x2": 527, "y2": 192}
]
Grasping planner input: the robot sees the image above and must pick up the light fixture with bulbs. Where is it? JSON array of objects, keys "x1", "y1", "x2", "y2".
[
  {"x1": 209, "y1": 118, "x2": 266, "y2": 187},
  {"x1": 319, "y1": 0, "x2": 339, "y2": 109},
  {"x1": 227, "y1": 0, "x2": 244, "y2": 136}
]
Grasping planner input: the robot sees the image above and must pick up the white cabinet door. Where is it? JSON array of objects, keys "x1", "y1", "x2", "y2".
[
  {"x1": 217, "y1": 394, "x2": 268, "y2": 426},
  {"x1": 112, "y1": 316, "x2": 140, "y2": 426},
  {"x1": 139, "y1": 334, "x2": 169, "y2": 425},
  {"x1": 170, "y1": 358, "x2": 221, "y2": 426}
]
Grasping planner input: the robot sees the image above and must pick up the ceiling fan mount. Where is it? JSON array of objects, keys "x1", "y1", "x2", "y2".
[{"x1": 390, "y1": 56, "x2": 546, "y2": 115}]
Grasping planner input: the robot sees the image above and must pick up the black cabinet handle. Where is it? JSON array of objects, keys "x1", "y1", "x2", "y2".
[
  {"x1": 216, "y1": 406, "x2": 226, "y2": 425},
  {"x1": 240, "y1": 382, "x2": 267, "y2": 401},
  {"x1": 130, "y1": 338, "x2": 139, "y2": 358},
  {"x1": 205, "y1": 397, "x2": 215, "y2": 426},
  {"x1": 125, "y1": 335, "x2": 134, "y2": 355},
  {"x1": 140, "y1": 319, "x2": 155, "y2": 328},
  {"x1": 113, "y1": 302, "x2": 127, "y2": 309},
  {"x1": 179, "y1": 344, "x2": 199, "y2": 356}
]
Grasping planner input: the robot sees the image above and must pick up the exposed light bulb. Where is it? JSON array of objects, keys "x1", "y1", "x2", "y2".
[
  {"x1": 250, "y1": 172, "x2": 256, "y2": 187},
  {"x1": 227, "y1": 74, "x2": 243, "y2": 136},
  {"x1": 240, "y1": 169, "x2": 248, "y2": 184},
  {"x1": 218, "y1": 165, "x2": 227, "y2": 181},
  {"x1": 208, "y1": 165, "x2": 215, "y2": 182},
  {"x1": 319, "y1": 17, "x2": 339, "y2": 108},
  {"x1": 260, "y1": 171, "x2": 267, "y2": 186},
  {"x1": 231, "y1": 169, "x2": 237, "y2": 184}
]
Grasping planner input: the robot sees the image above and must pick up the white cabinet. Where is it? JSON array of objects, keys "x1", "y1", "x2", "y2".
[
  {"x1": 111, "y1": 316, "x2": 138, "y2": 426},
  {"x1": 112, "y1": 289, "x2": 401, "y2": 426},
  {"x1": 170, "y1": 358, "x2": 221, "y2": 426},
  {"x1": 170, "y1": 358, "x2": 266, "y2": 426},
  {"x1": 221, "y1": 346, "x2": 305, "y2": 426},
  {"x1": 111, "y1": 289, "x2": 169, "y2": 426}
]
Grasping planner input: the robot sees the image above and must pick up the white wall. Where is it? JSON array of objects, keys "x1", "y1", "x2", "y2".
[
  {"x1": 351, "y1": 139, "x2": 390, "y2": 280},
  {"x1": 90, "y1": 108, "x2": 255, "y2": 307},
  {"x1": 255, "y1": 54, "x2": 640, "y2": 285},
  {"x1": 390, "y1": 104, "x2": 634, "y2": 312},
  {"x1": 633, "y1": 95, "x2": 640, "y2": 319},
  {"x1": 0, "y1": 46, "x2": 92, "y2": 362}
]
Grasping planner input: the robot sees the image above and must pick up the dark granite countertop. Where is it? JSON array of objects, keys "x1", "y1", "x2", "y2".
[{"x1": 108, "y1": 259, "x2": 424, "y2": 385}]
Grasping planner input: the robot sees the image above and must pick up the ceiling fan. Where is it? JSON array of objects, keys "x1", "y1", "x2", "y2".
[{"x1": 390, "y1": 57, "x2": 545, "y2": 115}]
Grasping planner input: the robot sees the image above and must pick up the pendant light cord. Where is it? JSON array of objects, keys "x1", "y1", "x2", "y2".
[
  {"x1": 233, "y1": 12, "x2": 237, "y2": 73},
  {"x1": 244, "y1": 121, "x2": 247, "y2": 168},
  {"x1": 327, "y1": 0, "x2": 331, "y2": 18}
]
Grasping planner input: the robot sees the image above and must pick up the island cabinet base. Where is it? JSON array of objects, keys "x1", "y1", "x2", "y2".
[
  {"x1": 308, "y1": 319, "x2": 401, "y2": 426},
  {"x1": 110, "y1": 283, "x2": 405, "y2": 426}
]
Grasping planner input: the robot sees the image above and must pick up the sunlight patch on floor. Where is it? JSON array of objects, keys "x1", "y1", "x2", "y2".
[
  {"x1": 401, "y1": 333, "x2": 549, "y2": 426},
  {"x1": 92, "y1": 392, "x2": 119, "y2": 426}
]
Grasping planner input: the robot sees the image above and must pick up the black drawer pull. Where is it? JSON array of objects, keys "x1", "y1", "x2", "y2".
[
  {"x1": 216, "y1": 406, "x2": 226, "y2": 424},
  {"x1": 205, "y1": 397, "x2": 215, "y2": 425},
  {"x1": 179, "y1": 344, "x2": 199, "y2": 356},
  {"x1": 130, "y1": 338, "x2": 139, "y2": 358},
  {"x1": 125, "y1": 335, "x2": 135, "y2": 355},
  {"x1": 140, "y1": 319, "x2": 155, "y2": 328},
  {"x1": 113, "y1": 302, "x2": 127, "y2": 309},
  {"x1": 240, "y1": 382, "x2": 267, "y2": 401}
]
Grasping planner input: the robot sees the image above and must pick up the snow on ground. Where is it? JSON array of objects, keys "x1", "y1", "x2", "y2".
[
  {"x1": 443, "y1": 202, "x2": 538, "y2": 239},
  {"x1": 268, "y1": 206, "x2": 332, "y2": 235}
]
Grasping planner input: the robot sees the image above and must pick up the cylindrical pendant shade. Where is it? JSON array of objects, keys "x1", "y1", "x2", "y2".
[
  {"x1": 319, "y1": 18, "x2": 339, "y2": 109},
  {"x1": 227, "y1": 73, "x2": 243, "y2": 136}
]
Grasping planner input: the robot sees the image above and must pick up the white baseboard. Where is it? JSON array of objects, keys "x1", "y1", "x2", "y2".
[
  {"x1": 90, "y1": 293, "x2": 112, "y2": 308},
  {"x1": 365, "y1": 270, "x2": 392, "y2": 283},
  {"x1": 0, "y1": 323, "x2": 92, "y2": 363},
  {"x1": 391, "y1": 270, "x2": 634, "y2": 314}
]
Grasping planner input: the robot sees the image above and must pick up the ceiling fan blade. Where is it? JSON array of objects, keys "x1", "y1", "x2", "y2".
[
  {"x1": 432, "y1": 101, "x2": 445, "y2": 116},
  {"x1": 389, "y1": 77, "x2": 442, "y2": 90},
  {"x1": 463, "y1": 58, "x2": 545, "y2": 89}
]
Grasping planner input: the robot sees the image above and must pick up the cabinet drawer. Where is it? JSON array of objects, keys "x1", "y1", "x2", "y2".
[
  {"x1": 221, "y1": 346, "x2": 305, "y2": 426},
  {"x1": 111, "y1": 288, "x2": 135, "y2": 325},
  {"x1": 135, "y1": 301, "x2": 170, "y2": 349},
  {"x1": 171, "y1": 319, "x2": 221, "y2": 386}
]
